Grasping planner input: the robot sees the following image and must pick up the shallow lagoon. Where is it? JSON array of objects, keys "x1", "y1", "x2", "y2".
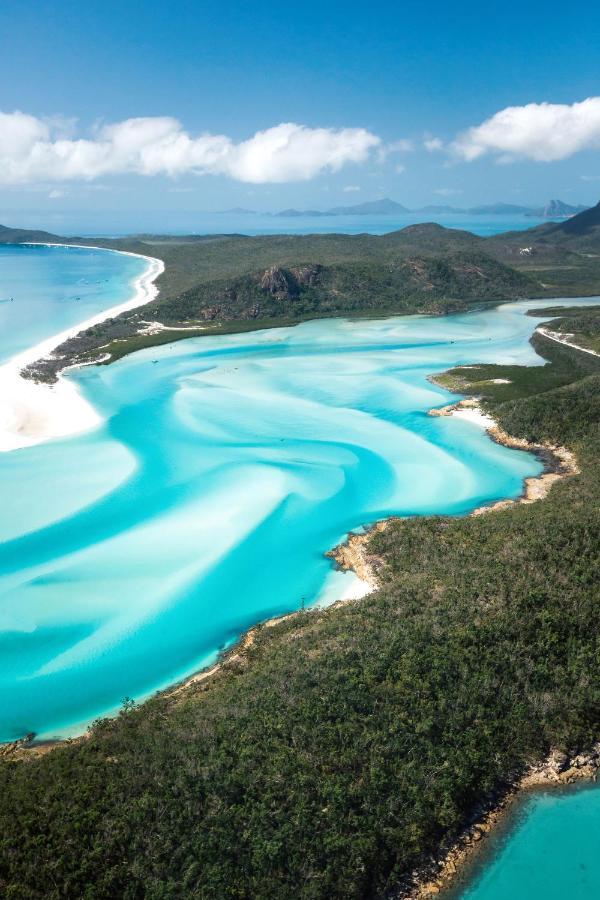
[
  {"x1": 0, "y1": 243, "x2": 146, "y2": 364},
  {"x1": 2, "y1": 246, "x2": 599, "y2": 897},
  {"x1": 1, "y1": 270, "x2": 568, "y2": 741}
]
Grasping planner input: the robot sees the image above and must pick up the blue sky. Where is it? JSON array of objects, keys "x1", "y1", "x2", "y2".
[{"x1": 1, "y1": 0, "x2": 599, "y2": 229}]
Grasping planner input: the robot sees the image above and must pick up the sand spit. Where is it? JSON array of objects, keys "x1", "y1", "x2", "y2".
[
  {"x1": 537, "y1": 326, "x2": 600, "y2": 357},
  {"x1": 0, "y1": 245, "x2": 163, "y2": 452}
]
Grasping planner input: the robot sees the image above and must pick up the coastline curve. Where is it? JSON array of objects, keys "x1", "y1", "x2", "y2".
[{"x1": 0, "y1": 244, "x2": 164, "y2": 452}]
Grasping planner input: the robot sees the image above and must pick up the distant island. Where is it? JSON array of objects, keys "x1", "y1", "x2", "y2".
[{"x1": 271, "y1": 197, "x2": 589, "y2": 218}]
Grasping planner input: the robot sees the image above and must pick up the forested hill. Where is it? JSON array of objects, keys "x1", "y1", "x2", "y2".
[
  {"x1": 3, "y1": 222, "x2": 536, "y2": 381},
  {"x1": 0, "y1": 224, "x2": 63, "y2": 244},
  {"x1": 487, "y1": 199, "x2": 600, "y2": 253},
  {"x1": 1, "y1": 206, "x2": 600, "y2": 381},
  {"x1": 149, "y1": 251, "x2": 532, "y2": 327}
]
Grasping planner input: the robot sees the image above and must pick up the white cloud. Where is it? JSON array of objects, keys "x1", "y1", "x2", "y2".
[
  {"x1": 48, "y1": 189, "x2": 65, "y2": 199},
  {"x1": 343, "y1": 184, "x2": 360, "y2": 192},
  {"x1": 453, "y1": 97, "x2": 600, "y2": 162},
  {"x1": 424, "y1": 137, "x2": 444, "y2": 152},
  {"x1": 433, "y1": 187, "x2": 462, "y2": 196},
  {"x1": 581, "y1": 174, "x2": 600, "y2": 182},
  {"x1": 0, "y1": 112, "x2": 381, "y2": 185},
  {"x1": 395, "y1": 164, "x2": 406, "y2": 174}
]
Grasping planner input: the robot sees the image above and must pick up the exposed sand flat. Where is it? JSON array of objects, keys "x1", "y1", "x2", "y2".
[
  {"x1": 428, "y1": 396, "x2": 496, "y2": 428},
  {"x1": 137, "y1": 320, "x2": 209, "y2": 335},
  {"x1": 0, "y1": 246, "x2": 163, "y2": 452}
]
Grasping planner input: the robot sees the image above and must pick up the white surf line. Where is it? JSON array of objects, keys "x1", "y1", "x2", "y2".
[
  {"x1": 537, "y1": 326, "x2": 599, "y2": 357},
  {"x1": 0, "y1": 244, "x2": 164, "y2": 453}
]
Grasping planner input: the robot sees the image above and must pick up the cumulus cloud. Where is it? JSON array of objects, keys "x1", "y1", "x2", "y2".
[
  {"x1": 0, "y1": 112, "x2": 381, "y2": 185},
  {"x1": 452, "y1": 97, "x2": 600, "y2": 162},
  {"x1": 343, "y1": 184, "x2": 360, "y2": 192}
]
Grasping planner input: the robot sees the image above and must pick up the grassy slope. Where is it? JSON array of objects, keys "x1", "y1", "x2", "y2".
[{"x1": 1, "y1": 332, "x2": 599, "y2": 899}]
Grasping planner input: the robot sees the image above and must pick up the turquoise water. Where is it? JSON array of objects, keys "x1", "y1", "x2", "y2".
[
  {"x1": 1, "y1": 249, "x2": 571, "y2": 740},
  {"x1": 0, "y1": 246, "x2": 595, "y2": 748},
  {"x1": 9, "y1": 211, "x2": 550, "y2": 238},
  {"x1": 0, "y1": 243, "x2": 147, "y2": 363},
  {"x1": 453, "y1": 784, "x2": 600, "y2": 899},
  {"x1": 1, "y1": 248, "x2": 599, "y2": 896}
]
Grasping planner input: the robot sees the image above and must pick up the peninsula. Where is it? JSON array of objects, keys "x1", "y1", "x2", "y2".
[
  {"x1": 0, "y1": 207, "x2": 599, "y2": 898},
  {"x1": 2, "y1": 200, "x2": 600, "y2": 386}
]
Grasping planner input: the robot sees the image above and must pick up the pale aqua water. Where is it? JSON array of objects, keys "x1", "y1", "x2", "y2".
[
  {"x1": 0, "y1": 248, "x2": 594, "y2": 747},
  {"x1": 1, "y1": 248, "x2": 599, "y2": 896},
  {"x1": 3, "y1": 254, "x2": 579, "y2": 741},
  {"x1": 453, "y1": 784, "x2": 600, "y2": 899},
  {"x1": 0, "y1": 243, "x2": 146, "y2": 363},
  {"x1": 9, "y1": 210, "x2": 550, "y2": 238}
]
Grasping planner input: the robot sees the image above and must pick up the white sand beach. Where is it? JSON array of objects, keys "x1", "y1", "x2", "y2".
[{"x1": 0, "y1": 246, "x2": 164, "y2": 452}]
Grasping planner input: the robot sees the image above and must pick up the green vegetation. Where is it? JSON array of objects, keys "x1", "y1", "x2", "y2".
[
  {"x1": 1, "y1": 325, "x2": 599, "y2": 899},
  {"x1": 22, "y1": 228, "x2": 540, "y2": 382},
  {"x1": 529, "y1": 306, "x2": 600, "y2": 354},
  {"x1": 486, "y1": 200, "x2": 600, "y2": 296},
  {"x1": 4, "y1": 203, "x2": 600, "y2": 380},
  {"x1": 433, "y1": 328, "x2": 600, "y2": 399},
  {"x1": 152, "y1": 251, "x2": 533, "y2": 325}
]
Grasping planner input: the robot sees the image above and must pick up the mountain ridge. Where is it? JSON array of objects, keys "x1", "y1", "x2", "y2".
[{"x1": 272, "y1": 198, "x2": 590, "y2": 218}]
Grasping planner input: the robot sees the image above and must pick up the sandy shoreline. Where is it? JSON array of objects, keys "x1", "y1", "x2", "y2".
[
  {"x1": 329, "y1": 395, "x2": 579, "y2": 599},
  {"x1": 326, "y1": 396, "x2": 584, "y2": 898},
  {"x1": 1, "y1": 577, "x2": 377, "y2": 761},
  {"x1": 428, "y1": 397, "x2": 579, "y2": 514},
  {"x1": 0, "y1": 243, "x2": 164, "y2": 452},
  {"x1": 537, "y1": 325, "x2": 600, "y2": 357},
  {"x1": 0, "y1": 304, "x2": 593, "y2": 892}
]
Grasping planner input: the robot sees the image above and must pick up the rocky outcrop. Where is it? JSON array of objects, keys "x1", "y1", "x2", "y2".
[
  {"x1": 326, "y1": 520, "x2": 390, "y2": 589},
  {"x1": 259, "y1": 266, "x2": 300, "y2": 300},
  {"x1": 291, "y1": 263, "x2": 323, "y2": 286},
  {"x1": 411, "y1": 745, "x2": 600, "y2": 898},
  {"x1": 523, "y1": 744, "x2": 600, "y2": 786},
  {"x1": 198, "y1": 304, "x2": 223, "y2": 321}
]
